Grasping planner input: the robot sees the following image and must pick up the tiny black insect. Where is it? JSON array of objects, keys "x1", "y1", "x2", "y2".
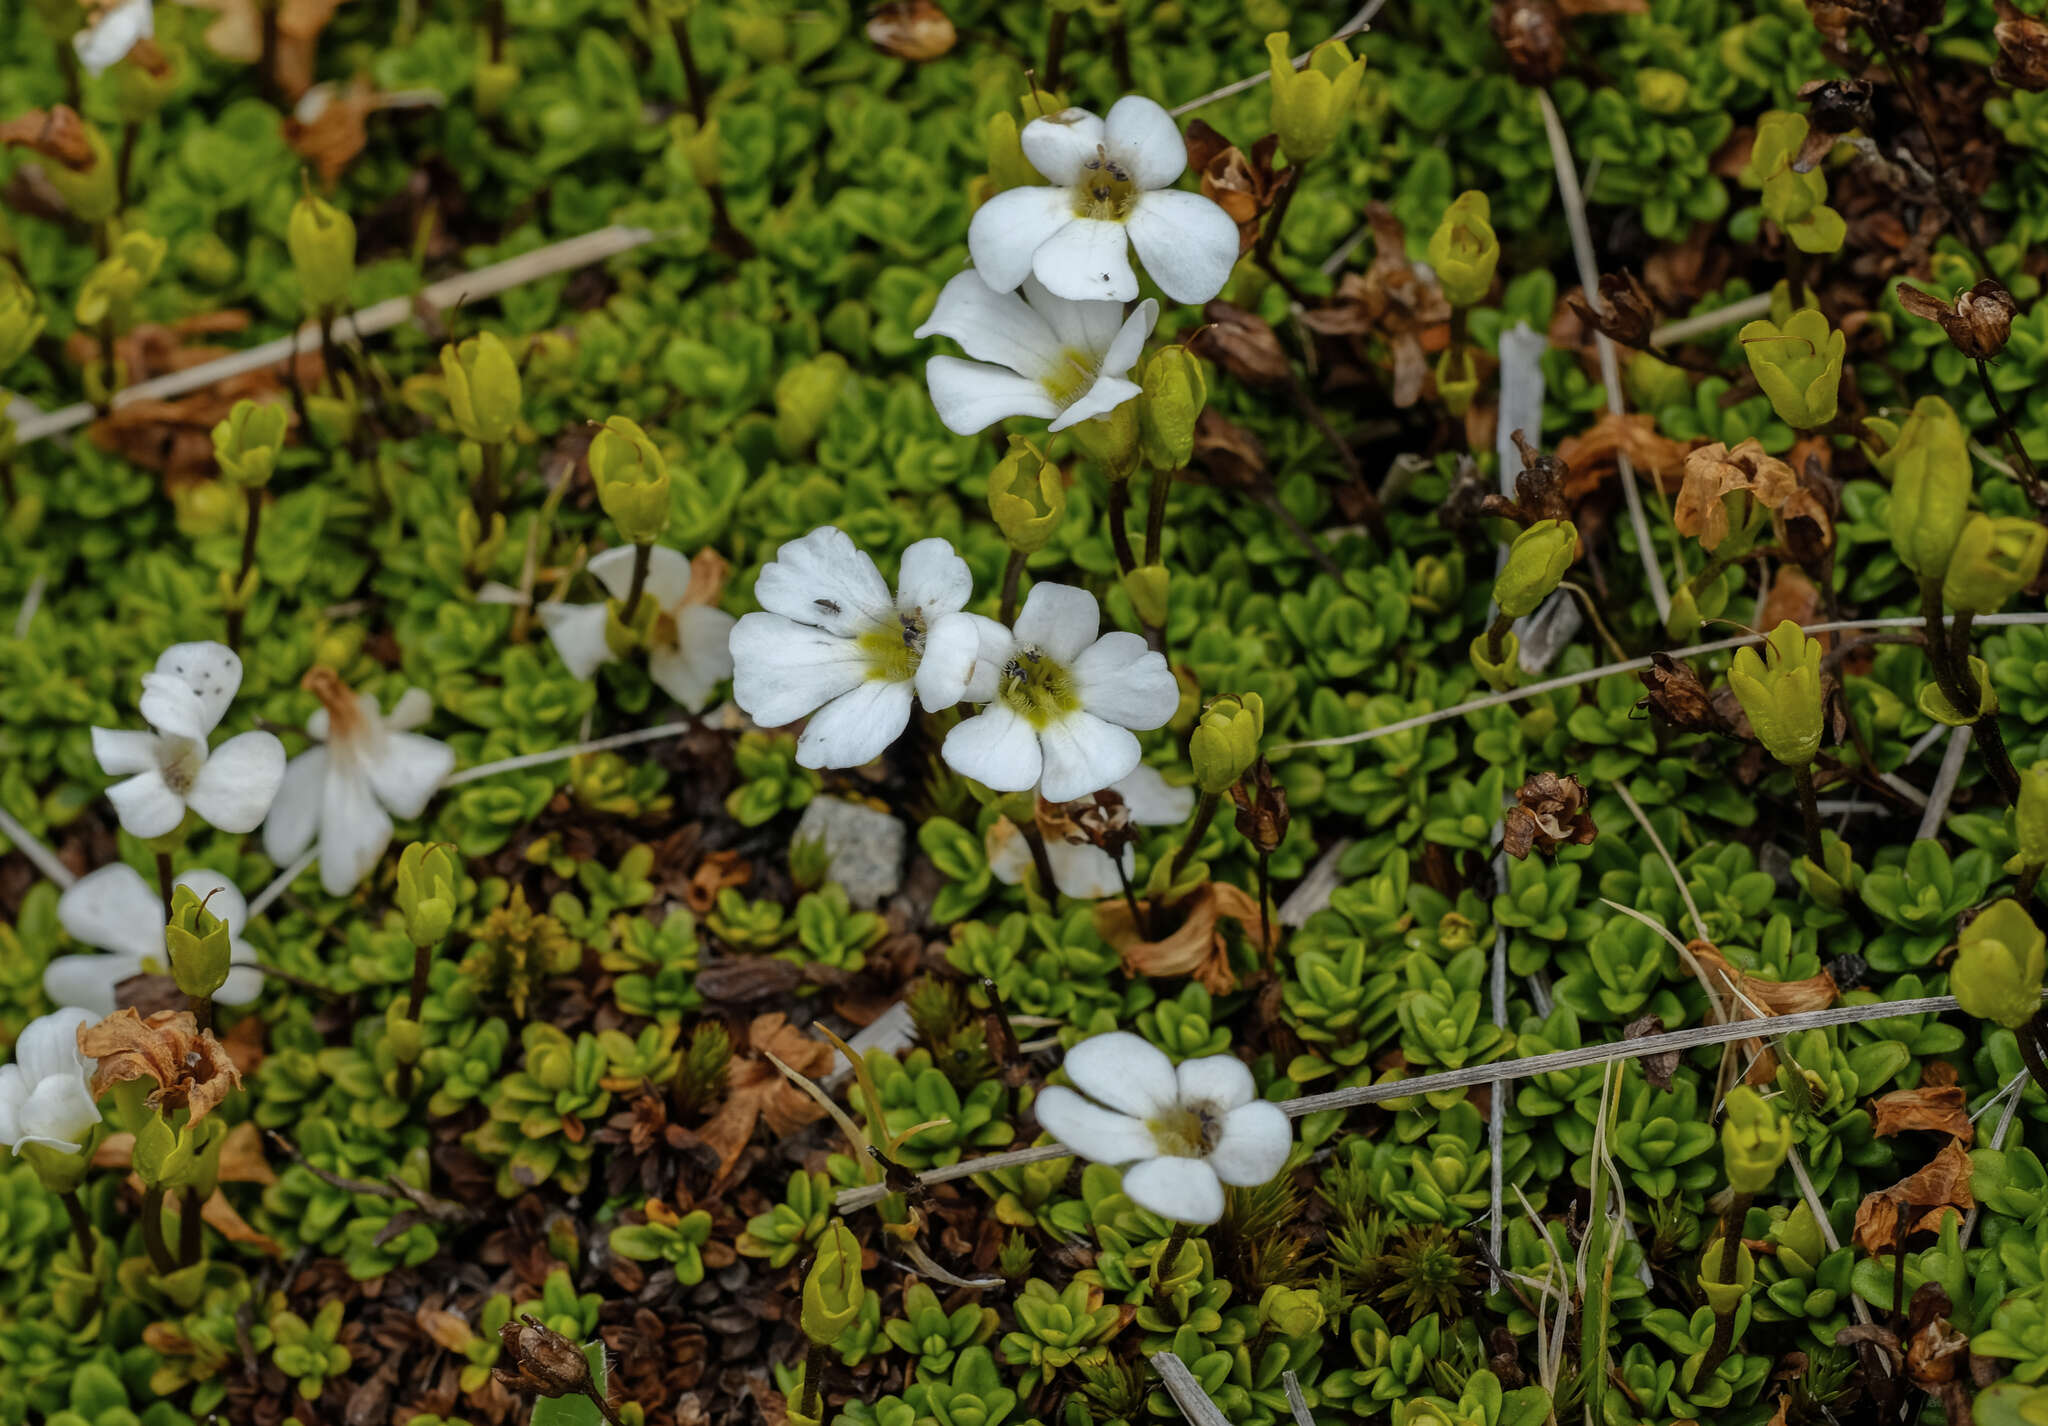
[{"x1": 815, "y1": 598, "x2": 842, "y2": 613}]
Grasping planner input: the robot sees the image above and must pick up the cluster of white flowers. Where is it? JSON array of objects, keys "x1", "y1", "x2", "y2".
[{"x1": 728, "y1": 527, "x2": 1178, "y2": 803}]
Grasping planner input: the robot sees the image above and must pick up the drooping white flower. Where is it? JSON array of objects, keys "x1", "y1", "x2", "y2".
[
  {"x1": 968, "y1": 96, "x2": 1240, "y2": 305},
  {"x1": 913, "y1": 271, "x2": 1158, "y2": 436},
  {"x1": 262, "y1": 671, "x2": 457, "y2": 897},
  {"x1": 729, "y1": 528, "x2": 999, "y2": 770},
  {"x1": 1035, "y1": 1031, "x2": 1291, "y2": 1224},
  {"x1": 0, "y1": 1008, "x2": 101, "y2": 1157},
  {"x1": 92, "y1": 642, "x2": 287, "y2": 840},
  {"x1": 539, "y1": 545, "x2": 737, "y2": 712},
  {"x1": 74, "y1": 0, "x2": 153, "y2": 77},
  {"x1": 941, "y1": 583, "x2": 1177, "y2": 804},
  {"x1": 48, "y1": 865, "x2": 263, "y2": 1016},
  {"x1": 988, "y1": 765, "x2": 1195, "y2": 899}
]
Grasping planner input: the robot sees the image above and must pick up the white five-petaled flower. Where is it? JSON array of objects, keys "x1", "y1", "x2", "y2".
[
  {"x1": 0, "y1": 1008, "x2": 101, "y2": 1158},
  {"x1": 92, "y1": 641, "x2": 287, "y2": 840},
  {"x1": 729, "y1": 528, "x2": 997, "y2": 770},
  {"x1": 969, "y1": 96, "x2": 1240, "y2": 305},
  {"x1": 914, "y1": 272, "x2": 1158, "y2": 436},
  {"x1": 988, "y1": 765, "x2": 1194, "y2": 899},
  {"x1": 74, "y1": 0, "x2": 153, "y2": 77},
  {"x1": 539, "y1": 546, "x2": 737, "y2": 712},
  {"x1": 49, "y1": 864, "x2": 263, "y2": 1015},
  {"x1": 262, "y1": 671, "x2": 457, "y2": 897},
  {"x1": 941, "y1": 583, "x2": 1177, "y2": 804},
  {"x1": 1035, "y1": 1031, "x2": 1291, "y2": 1224}
]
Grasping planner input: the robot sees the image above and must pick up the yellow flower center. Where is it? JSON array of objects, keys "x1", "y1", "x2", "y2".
[
  {"x1": 998, "y1": 647, "x2": 1080, "y2": 729},
  {"x1": 1040, "y1": 348, "x2": 1098, "y2": 408},
  {"x1": 1073, "y1": 147, "x2": 1138, "y2": 222},
  {"x1": 1147, "y1": 1104, "x2": 1222, "y2": 1158},
  {"x1": 858, "y1": 610, "x2": 926, "y2": 683}
]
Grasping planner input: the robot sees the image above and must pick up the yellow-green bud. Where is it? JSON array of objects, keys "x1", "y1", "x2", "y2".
[
  {"x1": 1721, "y1": 1085, "x2": 1792, "y2": 1195},
  {"x1": 1635, "y1": 67, "x2": 1690, "y2": 114},
  {"x1": 1494, "y1": 519, "x2": 1576, "y2": 618},
  {"x1": 19, "y1": 1139, "x2": 91, "y2": 1194},
  {"x1": 2008, "y1": 763, "x2": 2048, "y2": 877},
  {"x1": 1258, "y1": 1284, "x2": 1325, "y2": 1339},
  {"x1": 1919, "y1": 655, "x2": 1998, "y2": 726},
  {"x1": 395, "y1": 842, "x2": 460, "y2": 949},
  {"x1": 1952, "y1": 899, "x2": 2047, "y2": 1030},
  {"x1": 988, "y1": 437, "x2": 1065, "y2": 554},
  {"x1": 1739, "y1": 308, "x2": 1844, "y2": 430},
  {"x1": 476, "y1": 31, "x2": 519, "y2": 118},
  {"x1": 774, "y1": 352, "x2": 849, "y2": 457},
  {"x1": 1435, "y1": 345, "x2": 1480, "y2": 417},
  {"x1": 0, "y1": 273, "x2": 46, "y2": 375},
  {"x1": 165, "y1": 882, "x2": 235, "y2": 1000},
  {"x1": 211, "y1": 398, "x2": 290, "y2": 489},
  {"x1": 1266, "y1": 31, "x2": 1367, "y2": 165},
  {"x1": 1190, "y1": 693, "x2": 1263, "y2": 795},
  {"x1": 800, "y1": 1220, "x2": 865, "y2": 1347},
  {"x1": 43, "y1": 122, "x2": 117, "y2": 226},
  {"x1": 588, "y1": 415, "x2": 673, "y2": 547},
  {"x1": 1124, "y1": 564, "x2": 1169, "y2": 628},
  {"x1": 1469, "y1": 629, "x2": 1520, "y2": 691},
  {"x1": 441, "y1": 331, "x2": 522, "y2": 445},
  {"x1": 1728, "y1": 620, "x2": 1825, "y2": 767},
  {"x1": 1427, "y1": 192, "x2": 1500, "y2": 309},
  {"x1": 1067, "y1": 401, "x2": 1140, "y2": 481},
  {"x1": 75, "y1": 229, "x2": 166, "y2": 330},
  {"x1": 384, "y1": 1000, "x2": 425, "y2": 1067},
  {"x1": 111, "y1": 42, "x2": 182, "y2": 123},
  {"x1": 288, "y1": 192, "x2": 357, "y2": 314},
  {"x1": 1882, "y1": 396, "x2": 1973, "y2": 580},
  {"x1": 1137, "y1": 345, "x2": 1207, "y2": 471},
  {"x1": 1943, "y1": 514, "x2": 2046, "y2": 615}
]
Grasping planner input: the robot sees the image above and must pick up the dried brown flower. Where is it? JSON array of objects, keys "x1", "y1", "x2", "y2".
[
  {"x1": 1566, "y1": 272, "x2": 1657, "y2": 350},
  {"x1": 1796, "y1": 79, "x2": 1875, "y2": 167},
  {"x1": 865, "y1": 0, "x2": 957, "y2": 61},
  {"x1": 495, "y1": 1317, "x2": 595, "y2": 1398},
  {"x1": 1492, "y1": 0, "x2": 1567, "y2": 85},
  {"x1": 1996, "y1": 0, "x2": 2048, "y2": 88},
  {"x1": 1674, "y1": 439, "x2": 1798, "y2": 552},
  {"x1": 1480, "y1": 429, "x2": 1573, "y2": 525},
  {"x1": 1501, "y1": 772, "x2": 1596, "y2": 859},
  {"x1": 1229, "y1": 759, "x2": 1291, "y2": 855},
  {"x1": 1896, "y1": 278, "x2": 2017, "y2": 361},
  {"x1": 0, "y1": 106, "x2": 96, "y2": 171},
  {"x1": 1299, "y1": 204, "x2": 1449, "y2": 408},
  {"x1": 81, "y1": 1008, "x2": 242, "y2": 1124},
  {"x1": 1191, "y1": 408, "x2": 1267, "y2": 489},
  {"x1": 1636, "y1": 652, "x2": 1725, "y2": 733},
  {"x1": 1190, "y1": 302, "x2": 1293, "y2": 389}
]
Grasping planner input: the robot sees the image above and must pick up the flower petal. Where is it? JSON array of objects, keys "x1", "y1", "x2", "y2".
[
  {"x1": 1034, "y1": 1085, "x2": 1155, "y2": 1165},
  {"x1": 941, "y1": 704, "x2": 1042, "y2": 792},
  {"x1": 730, "y1": 612, "x2": 870, "y2": 728},
  {"x1": 913, "y1": 271, "x2": 1065, "y2": 378},
  {"x1": 895, "y1": 538, "x2": 975, "y2": 620},
  {"x1": 916, "y1": 611, "x2": 981, "y2": 711},
  {"x1": 1101, "y1": 299, "x2": 1161, "y2": 381},
  {"x1": 589, "y1": 544, "x2": 695, "y2": 611},
  {"x1": 754, "y1": 526, "x2": 896, "y2": 636},
  {"x1": 650, "y1": 606, "x2": 736, "y2": 713},
  {"x1": 1020, "y1": 107, "x2": 1108, "y2": 185},
  {"x1": 1047, "y1": 841, "x2": 1127, "y2": 899},
  {"x1": 959, "y1": 615, "x2": 1016, "y2": 705},
  {"x1": 262, "y1": 746, "x2": 328, "y2": 866},
  {"x1": 387, "y1": 687, "x2": 435, "y2": 731},
  {"x1": 1126, "y1": 189, "x2": 1241, "y2": 304},
  {"x1": 1063, "y1": 1031, "x2": 1178, "y2": 1118},
  {"x1": 19, "y1": 1071, "x2": 99, "y2": 1151},
  {"x1": 217, "y1": 942, "x2": 263, "y2": 1006},
  {"x1": 150, "y1": 641, "x2": 243, "y2": 736},
  {"x1": 1038, "y1": 712, "x2": 1140, "y2": 803},
  {"x1": 92, "y1": 728, "x2": 160, "y2": 776},
  {"x1": 17, "y1": 1008, "x2": 98, "y2": 1083},
  {"x1": 1208, "y1": 1100, "x2": 1293, "y2": 1187},
  {"x1": 1022, "y1": 277, "x2": 1126, "y2": 362},
  {"x1": 795, "y1": 680, "x2": 915, "y2": 770},
  {"x1": 57, "y1": 863, "x2": 164, "y2": 961},
  {"x1": 924, "y1": 356, "x2": 1063, "y2": 436},
  {"x1": 186, "y1": 732, "x2": 287, "y2": 834},
  {"x1": 967, "y1": 186, "x2": 1081, "y2": 294},
  {"x1": 138, "y1": 674, "x2": 212, "y2": 742},
  {"x1": 317, "y1": 767, "x2": 395, "y2": 897},
  {"x1": 74, "y1": 0, "x2": 153, "y2": 76},
  {"x1": 1048, "y1": 374, "x2": 1141, "y2": 432},
  {"x1": 1122, "y1": 1156, "x2": 1224, "y2": 1224},
  {"x1": 366, "y1": 732, "x2": 457, "y2": 820},
  {"x1": 106, "y1": 770, "x2": 187, "y2": 840},
  {"x1": 175, "y1": 869, "x2": 248, "y2": 938},
  {"x1": 42, "y1": 955, "x2": 133, "y2": 1018},
  {"x1": 1176, "y1": 1054, "x2": 1256, "y2": 1114},
  {"x1": 1104, "y1": 95, "x2": 1188, "y2": 189},
  {"x1": 1070, "y1": 633, "x2": 1178, "y2": 730},
  {"x1": 1031, "y1": 217, "x2": 1139, "y2": 304},
  {"x1": 1112, "y1": 764, "x2": 1196, "y2": 825},
  {"x1": 538, "y1": 602, "x2": 616, "y2": 681},
  {"x1": 1012, "y1": 582, "x2": 1099, "y2": 663}
]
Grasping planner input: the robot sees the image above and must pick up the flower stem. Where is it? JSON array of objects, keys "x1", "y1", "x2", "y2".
[
  {"x1": 139, "y1": 1186, "x2": 177, "y2": 1277},
  {"x1": 1143, "y1": 464, "x2": 1174, "y2": 567},
  {"x1": 1921, "y1": 579, "x2": 2021, "y2": 804},
  {"x1": 1792, "y1": 763, "x2": 1824, "y2": 866},
  {"x1": 801, "y1": 1340, "x2": 830, "y2": 1422},
  {"x1": 1168, "y1": 791, "x2": 1221, "y2": 887},
  {"x1": 1253, "y1": 164, "x2": 1307, "y2": 295},
  {"x1": 178, "y1": 1186, "x2": 204, "y2": 1267},
  {"x1": 155, "y1": 850, "x2": 175, "y2": 922},
  {"x1": 1150, "y1": 1221, "x2": 1193, "y2": 1294},
  {"x1": 2020, "y1": 862, "x2": 2043, "y2": 903},
  {"x1": 623, "y1": 540, "x2": 654, "y2": 623},
  {"x1": 1975, "y1": 357, "x2": 2048, "y2": 510},
  {"x1": 1695, "y1": 1190, "x2": 1753, "y2": 1381},
  {"x1": 98, "y1": 316, "x2": 118, "y2": 417},
  {"x1": 1107, "y1": 476, "x2": 1137, "y2": 574},
  {"x1": 60, "y1": 1190, "x2": 97, "y2": 1276},
  {"x1": 1256, "y1": 850, "x2": 1273, "y2": 968},
  {"x1": 2016, "y1": 1013, "x2": 2048, "y2": 1099},
  {"x1": 1109, "y1": 845, "x2": 1148, "y2": 942},
  {"x1": 1018, "y1": 818, "x2": 1059, "y2": 900},
  {"x1": 1484, "y1": 612, "x2": 1515, "y2": 666},
  {"x1": 117, "y1": 122, "x2": 139, "y2": 212},
  {"x1": 395, "y1": 938, "x2": 435, "y2": 1101},
  {"x1": 1043, "y1": 9, "x2": 1069, "y2": 93},
  {"x1": 225, "y1": 486, "x2": 262, "y2": 651},
  {"x1": 476, "y1": 440, "x2": 504, "y2": 525},
  {"x1": 998, "y1": 547, "x2": 1027, "y2": 626}
]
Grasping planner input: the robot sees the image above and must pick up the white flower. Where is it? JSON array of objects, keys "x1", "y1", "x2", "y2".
[
  {"x1": 48, "y1": 865, "x2": 263, "y2": 1016},
  {"x1": 540, "y1": 545, "x2": 737, "y2": 712},
  {"x1": 263, "y1": 671, "x2": 457, "y2": 897},
  {"x1": 729, "y1": 528, "x2": 999, "y2": 770},
  {"x1": 941, "y1": 583, "x2": 1177, "y2": 803},
  {"x1": 1035, "y1": 1031, "x2": 1291, "y2": 1224},
  {"x1": 0, "y1": 1008, "x2": 101, "y2": 1157},
  {"x1": 968, "y1": 96, "x2": 1240, "y2": 305},
  {"x1": 92, "y1": 642, "x2": 287, "y2": 840},
  {"x1": 913, "y1": 271, "x2": 1157, "y2": 436},
  {"x1": 74, "y1": 0, "x2": 153, "y2": 77},
  {"x1": 988, "y1": 765, "x2": 1194, "y2": 899}
]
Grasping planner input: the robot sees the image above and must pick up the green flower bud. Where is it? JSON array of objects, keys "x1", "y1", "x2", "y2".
[
  {"x1": 1952, "y1": 899, "x2": 2047, "y2": 1030},
  {"x1": 1882, "y1": 396, "x2": 1973, "y2": 580},
  {"x1": 801, "y1": 1220, "x2": 865, "y2": 1347},
  {"x1": 165, "y1": 883, "x2": 234, "y2": 1000},
  {"x1": 1469, "y1": 629, "x2": 1520, "y2": 691},
  {"x1": 1067, "y1": 401, "x2": 1140, "y2": 481},
  {"x1": 1258, "y1": 1284, "x2": 1325, "y2": 1338},
  {"x1": 287, "y1": 191, "x2": 357, "y2": 314},
  {"x1": 1434, "y1": 345, "x2": 1480, "y2": 417},
  {"x1": 395, "y1": 842, "x2": 460, "y2": 950},
  {"x1": 210, "y1": 398, "x2": 290, "y2": 489},
  {"x1": 1410, "y1": 553, "x2": 1461, "y2": 613},
  {"x1": 1493, "y1": 519, "x2": 1576, "y2": 618},
  {"x1": 1124, "y1": 564, "x2": 1169, "y2": 628},
  {"x1": 1943, "y1": 514, "x2": 2046, "y2": 615},
  {"x1": 19, "y1": 1140, "x2": 91, "y2": 1195},
  {"x1": 1190, "y1": 693, "x2": 1263, "y2": 795},
  {"x1": 588, "y1": 415, "x2": 673, "y2": 547},
  {"x1": 111, "y1": 42, "x2": 182, "y2": 123},
  {"x1": 1266, "y1": 31, "x2": 1367, "y2": 165},
  {"x1": 0, "y1": 272, "x2": 46, "y2": 376},
  {"x1": 2007, "y1": 763, "x2": 2048, "y2": 877},
  {"x1": 1635, "y1": 67, "x2": 1690, "y2": 114},
  {"x1": 1721, "y1": 1084, "x2": 1792, "y2": 1195},
  {"x1": 773, "y1": 352, "x2": 848, "y2": 457},
  {"x1": 988, "y1": 437, "x2": 1065, "y2": 553},
  {"x1": 43, "y1": 122, "x2": 117, "y2": 226},
  {"x1": 1427, "y1": 192, "x2": 1500, "y2": 309},
  {"x1": 1626, "y1": 350, "x2": 1690, "y2": 411},
  {"x1": 1739, "y1": 308, "x2": 1844, "y2": 430},
  {"x1": 1727, "y1": 620, "x2": 1825, "y2": 767},
  {"x1": 1137, "y1": 345, "x2": 1206, "y2": 471},
  {"x1": 75, "y1": 229, "x2": 167, "y2": 330},
  {"x1": 1918, "y1": 655, "x2": 1998, "y2": 726},
  {"x1": 441, "y1": 331, "x2": 522, "y2": 445}
]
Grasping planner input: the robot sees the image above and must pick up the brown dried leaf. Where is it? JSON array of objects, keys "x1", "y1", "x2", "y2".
[
  {"x1": 694, "y1": 1013, "x2": 832, "y2": 1176},
  {"x1": 1873, "y1": 1085, "x2": 1974, "y2": 1143},
  {"x1": 1673, "y1": 439, "x2": 1797, "y2": 551},
  {"x1": 285, "y1": 80, "x2": 374, "y2": 185},
  {"x1": 1853, "y1": 1139, "x2": 1974, "y2": 1254},
  {"x1": 0, "y1": 106, "x2": 96, "y2": 170},
  {"x1": 180, "y1": 0, "x2": 346, "y2": 100},
  {"x1": 865, "y1": 0, "x2": 957, "y2": 60},
  {"x1": 81, "y1": 1008, "x2": 241, "y2": 1124},
  {"x1": 1637, "y1": 652, "x2": 1725, "y2": 734},
  {"x1": 1554, "y1": 411, "x2": 1692, "y2": 497},
  {"x1": 1758, "y1": 566, "x2": 1822, "y2": 634},
  {"x1": 1093, "y1": 881, "x2": 1267, "y2": 993},
  {"x1": 1997, "y1": 0, "x2": 2048, "y2": 89},
  {"x1": 1190, "y1": 302, "x2": 1292, "y2": 389}
]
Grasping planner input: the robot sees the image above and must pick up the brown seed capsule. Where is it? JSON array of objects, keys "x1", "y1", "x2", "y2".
[
  {"x1": 1996, "y1": 0, "x2": 2048, "y2": 89},
  {"x1": 1636, "y1": 652, "x2": 1725, "y2": 733},
  {"x1": 1896, "y1": 278, "x2": 2017, "y2": 360},
  {"x1": 1500, "y1": 771, "x2": 1596, "y2": 859},
  {"x1": 1492, "y1": 0, "x2": 1567, "y2": 85},
  {"x1": 1229, "y1": 759, "x2": 1291, "y2": 856},
  {"x1": 1796, "y1": 79, "x2": 1875, "y2": 159},
  {"x1": 494, "y1": 1318, "x2": 595, "y2": 1398},
  {"x1": 864, "y1": 0, "x2": 957, "y2": 61},
  {"x1": 1567, "y1": 272, "x2": 1658, "y2": 351}
]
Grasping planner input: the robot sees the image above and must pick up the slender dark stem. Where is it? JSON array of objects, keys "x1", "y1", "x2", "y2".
[
  {"x1": 60, "y1": 1191, "x2": 97, "y2": 1274},
  {"x1": 584, "y1": 1385, "x2": 629, "y2": 1426},
  {"x1": 1792, "y1": 764, "x2": 1824, "y2": 866},
  {"x1": 623, "y1": 541, "x2": 654, "y2": 622},
  {"x1": 140, "y1": 1186, "x2": 177, "y2": 1276},
  {"x1": 1695, "y1": 1190, "x2": 1753, "y2": 1381},
  {"x1": 1144, "y1": 465, "x2": 1174, "y2": 567},
  {"x1": 395, "y1": 939, "x2": 434, "y2": 1100},
  {"x1": 1109, "y1": 14, "x2": 1132, "y2": 90},
  {"x1": 226, "y1": 487, "x2": 262, "y2": 650},
  {"x1": 117, "y1": 123, "x2": 139, "y2": 211},
  {"x1": 1974, "y1": 358, "x2": 2047, "y2": 508},
  {"x1": 1043, "y1": 9, "x2": 1069, "y2": 93},
  {"x1": 155, "y1": 851, "x2": 176, "y2": 921},
  {"x1": 317, "y1": 309, "x2": 339, "y2": 400},
  {"x1": 2020, "y1": 862, "x2": 2043, "y2": 903},
  {"x1": 58, "y1": 36, "x2": 81, "y2": 110},
  {"x1": 178, "y1": 1186, "x2": 203, "y2": 1267},
  {"x1": 1107, "y1": 477, "x2": 1137, "y2": 575},
  {"x1": 1, "y1": 459, "x2": 15, "y2": 505},
  {"x1": 1018, "y1": 820, "x2": 1059, "y2": 899},
  {"x1": 259, "y1": 0, "x2": 280, "y2": 101},
  {"x1": 1870, "y1": 31, "x2": 1997, "y2": 279},
  {"x1": 998, "y1": 548, "x2": 1027, "y2": 625},
  {"x1": 2018, "y1": 1013, "x2": 2048, "y2": 1099},
  {"x1": 1252, "y1": 486, "x2": 1341, "y2": 578},
  {"x1": 1109, "y1": 845, "x2": 1148, "y2": 942},
  {"x1": 1282, "y1": 372, "x2": 1385, "y2": 548},
  {"x1": 476, "y1": 440, "x2": 503, "y2": 524},
  {"x1": 1783, "y1": 246, "x2": 1805, "y2": 312},
  {"x1": 1150, "y1": 1221, "x2": 1193, "y2": 1293},
  {"x1": 1168, "y1": 791, "x2": 1221, "y2": 886},
  {"x1": 801, "y1": 1340, "x2": 830, "y2": 1422},
  {"x1": 486, "y1": 0, "x2": 506, "y2": 61},
  {"x1": 1256, "y1": 850, "x2": 1272, "y2": 967},
  {"x1": 98, "y1": 317, "x2": 118, "y2": 415},
  {"x1": 1924, "y1": 579, "x2": 2021, "y2": 803},
  {"x1": 1253, "y1": 165, "x2": 1304, "y2": 280},
  {"x1": 1484, "y1": 612, "x2": 1514, "y2": 666}
]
